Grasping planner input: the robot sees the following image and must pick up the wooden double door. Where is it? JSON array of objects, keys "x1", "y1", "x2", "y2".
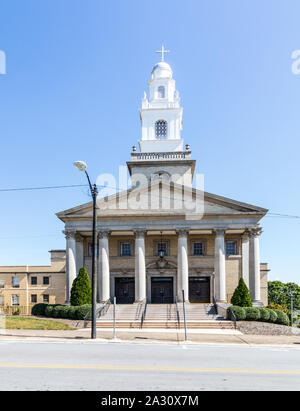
[
  {"x1": 189, "y1": 277, "x2": 210, "y2": 303},
  {"x1": 115, "y1": 278, "x2": 135, "y2": 304},
  {"x1": 151, "y1": 277, "x2": 174, "y2": 304}
]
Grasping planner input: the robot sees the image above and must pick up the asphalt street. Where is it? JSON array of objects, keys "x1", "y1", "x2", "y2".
[{"x1": 0, "y1": 340, "x2": 300, "y2": 391}]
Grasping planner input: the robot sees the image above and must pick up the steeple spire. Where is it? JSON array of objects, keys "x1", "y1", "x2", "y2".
[{"x1": 156, "y1": 44, "x2": 170, "y2": 62}]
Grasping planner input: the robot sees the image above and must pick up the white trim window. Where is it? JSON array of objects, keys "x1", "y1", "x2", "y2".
[
  {"x1": 12, "y1": 277, "x2": 20, "y2": 288},
  {"x1": 12, "y1": 294, "x2": 19, "y2": 306},
  {"x1": 0, "y1": 278, "x2": 4, "y2": 288}
]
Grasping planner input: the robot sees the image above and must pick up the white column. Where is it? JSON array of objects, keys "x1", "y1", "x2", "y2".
[
  {"x1": 214, "y1": 229, "x2": 226, "y2": 303},
  {"x1": 177, "y1": 229, "x2": 189, "y2": 302},
  {"x1": 249, "y1": 227, "x2": 262, "y2": 305},
  {"x1": 134, "y1": 230, "x2": 146, "y2": 302},
  {"x1": 241, "y1": 231, "x2": 250, "y2": 288},
  {"x1": 75, "y1": 234, "x2": 84, "y2": 275},
  {"x1": 64, "y1": 231, "x2": 77, "y2": 304},
  {"x1": 98, "y1": 231, "x2": 110, "y2": 303}
]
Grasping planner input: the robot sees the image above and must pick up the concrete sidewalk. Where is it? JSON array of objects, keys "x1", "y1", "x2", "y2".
[{"x1": 1, "y1": 328, "x2": 300, "y2": 346}]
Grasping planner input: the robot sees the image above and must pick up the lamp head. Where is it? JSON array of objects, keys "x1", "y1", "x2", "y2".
[{"x1": 74, "y1": 161, "x2": 87, "y2": 172}]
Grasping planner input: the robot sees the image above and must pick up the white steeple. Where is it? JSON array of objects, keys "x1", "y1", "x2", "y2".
[{"x1": 139, "y1": 47, "x2": 183, "y2": 153}]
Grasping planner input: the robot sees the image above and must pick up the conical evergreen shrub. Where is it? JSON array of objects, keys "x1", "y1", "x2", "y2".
[
  {"x1": 70, "y1": 267, "x2": 92, "y2": 306},
  {"x1": 231, "y1": 278, "x2": 252, "y2": 307}
]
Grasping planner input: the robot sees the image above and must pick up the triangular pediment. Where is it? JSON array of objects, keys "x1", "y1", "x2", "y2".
[{"x1": 57, "y1": 181, "x2": 267, "y2": 221}]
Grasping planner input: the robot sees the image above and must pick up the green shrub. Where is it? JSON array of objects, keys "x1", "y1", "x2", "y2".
[
  {"x1": 267, "y1": 302, "x2": 290, "y2": 316},
  {"x1": 227, "y1": 306, "x2": 246, "y2": 321},
  {"x1": 44, "y1": 305, "x2": 55, "y2": 317},
  {"x1": 52, "y1": 305, "x2": 66, "y2": 318},
  {"x1": 70, "y1": 267, "x2": 92, "y2": 306},
  {"x1": 273, "y1": 309, "x2": 290, "y2": 326},
  {"x1": 268, "y1": 309, "x2": 278, "y2": 323},
  {"x1": 259, "y1": 308, "x2": 270, "y2": 322},
  {"x1": 31, "y1": 303, "x2": 48, "y2": 316},
  {"x1": 245, "y1": 307, "x2": 261, "y2": 321},
  {"x1": 68, "y1": 306, "x2": 79, "y2": 320},
  {"x1": 231, "y1": 278, "x2": 252, "y2": 307},
  {"x1": 76, "y1": 304, "x2": 92, "y2": 320},
  {"x1": 59, "y1": 306, "x2": 71, "y2": 319}
]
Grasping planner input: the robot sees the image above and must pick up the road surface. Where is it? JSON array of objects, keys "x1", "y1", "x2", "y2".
[{"x1": 0, "y1": 340, "x2": 299, "y2": 391}]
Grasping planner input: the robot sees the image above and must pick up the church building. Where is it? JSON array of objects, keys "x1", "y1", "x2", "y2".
[{"x1": 57, "y1": 50, "x2": 269, "y2": 308}]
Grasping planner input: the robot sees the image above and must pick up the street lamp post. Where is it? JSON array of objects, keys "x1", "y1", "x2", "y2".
[
  {"x1": 288, "y1": 290, "x2": 294, "y2": 327},
  {"x1": 74, "y1": 161, "x2": 98, "y2": 339}
]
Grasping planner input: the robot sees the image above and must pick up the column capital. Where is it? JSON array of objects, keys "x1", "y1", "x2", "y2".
[
  {"x1": 134, "y1": 229, "x2": 147, "y2": 239},
  {"x1": 75, "y1": 233, "x2": 84, "y2": 242},
  {"x1": 242, "y1": 229, "x2": 250, "y2": 240},
  {"x1": 98, "y1": 230, "x2": 111, "y2": 240},
  {"x1": 63, "y1": 230, "x2": 76, "y2": 240},
  {"x1": 249, "y1": 227, "x2": 263, "y2": 238},
  {"x1": 213, "y1": 228, "x2": 226, "y2": 237},
  {"x1": 176, "y1": 228, "x2": 189, "y2": 237}
]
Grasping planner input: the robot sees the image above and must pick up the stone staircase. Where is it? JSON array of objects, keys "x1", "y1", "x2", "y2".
[{"x1": 95, "y1": 303, "x2": 233, "y2": 330}]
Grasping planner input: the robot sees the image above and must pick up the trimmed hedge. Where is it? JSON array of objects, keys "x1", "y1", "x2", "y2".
[
  {"x1": 31, "y1": 303, "x2": 90, "y2": 321},
  {"x1": 273, "y1": 309, "x2": 290, "y2": 326},
  {"x1": 227, "y1": 306, "x2": 246, "y2": 321},
  {"x1": 31, "y1": 303, "x2": 48, "y2": 316},
  {"x1": 268, "y1": 309, "x2": 278, "y2": 323},
  {"x1": 76, "y1": 304, "x2": 92, "y2": 321},
  {"x1": 259, "y1": 308, "x2": 270, "y2": 322},
  {"x1": 227, "y1": 305, "x2": 290, "y2": 327},
  {"x1": 245, "y1": 307, "x2": 261, "y2": 321}
]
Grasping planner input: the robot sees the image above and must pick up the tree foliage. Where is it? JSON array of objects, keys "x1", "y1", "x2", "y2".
[
  {"x1": 268, "y1": 281, "x2": 300, "y2": 311},
  {"x1": 231, "y1": 278, "x2": 252, "y2": 307},
  {"x1": 70, "y1": 267, "x2": 92, "y2": 306}
]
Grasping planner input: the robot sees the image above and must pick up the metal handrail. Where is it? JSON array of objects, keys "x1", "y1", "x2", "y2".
[
  {"x1": 175, "y1": 297, "x2": 180, "y2": 329},
  {"x1": 83, "y1": 300, "x2": 111, "y2": 328},
  {"x1": 140, "y1": 300, "x2": 148, "y2": 329},
  {"x1": 230, "y1": 310, "x2": 237, "y2": 330}
]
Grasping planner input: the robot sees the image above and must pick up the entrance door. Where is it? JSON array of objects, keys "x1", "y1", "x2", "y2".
[
  {"x1": 151, "y1": 277, "x2": 173, "y2": 303},
  {"x1": 189, "y1": 277, "x2": 210, "y2": 303},
  {"x1": 115, "y1": 278, "x2": 135, "y2": 304}
]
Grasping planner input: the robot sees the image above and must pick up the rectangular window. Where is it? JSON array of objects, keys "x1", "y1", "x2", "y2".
[
  {"x1": 43, "y1": 294, "x2": 49, "y2": 303},
  {"x1": 12, "y1": 295, "x2": 19, "y2": 306},
  {"x1": 157, "y1": 242, "x2": 168, "y2": 257},
  {"x1": 226, "y1": 241, "x2": 237, "y2": 256},
  {"x1": 0, "y1": 296, "x2": 4, "y2": 306},
  {"x1": 12, "y1": 277, "x2": 20, "y2": 288},
  {"x1": 0, "y1": 278, "x2": 4, "y2": 288},
  {"x1": 193, "y1": 242, "x2": 203, "y2": 256},
  {"x1": 31, "y1": 276, "x2": 37, "y2": 285},
  {"x1": 31, "y1": 294, "x2": 37, "y2": 304},
  {"x1": 43, "y1": 276, "x2": 49, "y2": 285},
  {"x1": 120, "y1": 243, "x2": 131, "y2": 257}
]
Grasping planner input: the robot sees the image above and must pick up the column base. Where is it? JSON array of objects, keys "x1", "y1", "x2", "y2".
[{"x1": 252, "y1": 300, "x2": 264, "y2": 307}]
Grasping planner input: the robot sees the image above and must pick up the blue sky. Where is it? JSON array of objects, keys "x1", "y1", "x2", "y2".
[{"x1": 0, "y1": 0, "x2": 299, "y2": 283}]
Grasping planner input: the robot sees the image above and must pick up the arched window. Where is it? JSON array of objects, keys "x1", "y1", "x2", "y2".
[
  {"x1": 155, "y1": 120, "x2": 167, "y2": 139},
  {"x1": 157, "y1": 86, "x2": 165, "y2": 98}
]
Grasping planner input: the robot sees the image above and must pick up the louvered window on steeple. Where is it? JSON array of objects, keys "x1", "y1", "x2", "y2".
[
  {"x1": 157, "y1": 86, "x2": 165, "y2": 98},
  {"x1": 155, "y1": 120, "x2": 167, "y2": 139}
]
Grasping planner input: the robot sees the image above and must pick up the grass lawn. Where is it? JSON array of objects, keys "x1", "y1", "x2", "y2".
[{"x1": 5, "y1": 316, "x2": 76, "y2": 330}]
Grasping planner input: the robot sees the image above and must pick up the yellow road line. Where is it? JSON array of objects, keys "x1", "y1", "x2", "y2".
[{"x1": 0, "y1": 363, "x2": 299, "y2": 375}]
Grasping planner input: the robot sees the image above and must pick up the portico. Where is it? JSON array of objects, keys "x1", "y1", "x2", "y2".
[{"x1": 61, "y1": 224, "x2": 266, "y2": 306}]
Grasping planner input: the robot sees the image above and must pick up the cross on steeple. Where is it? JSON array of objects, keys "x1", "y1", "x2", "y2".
[{"x1": 156, "y1": 44, "x2": 170, "y2": 62}]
